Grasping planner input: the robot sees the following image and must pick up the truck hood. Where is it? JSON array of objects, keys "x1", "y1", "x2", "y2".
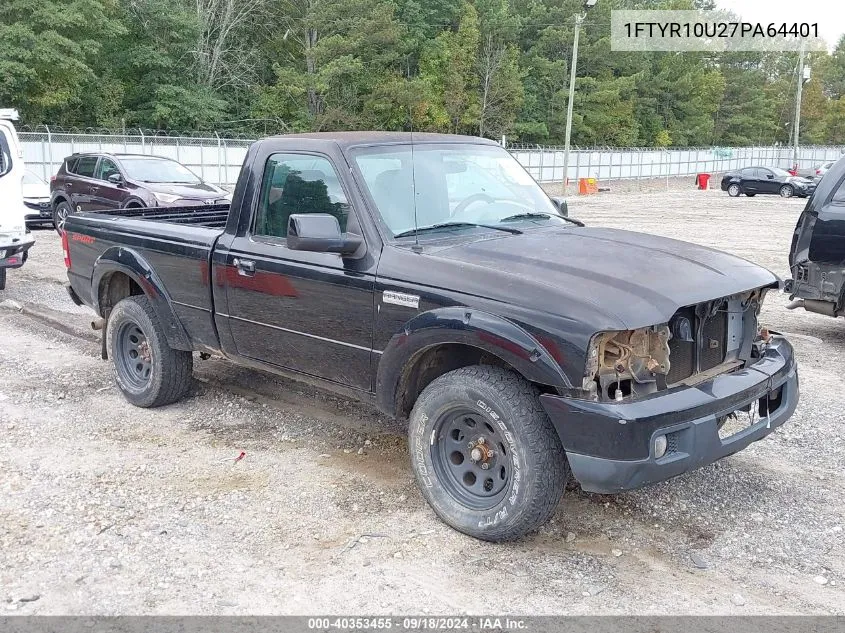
[
  {"x1": 427, "y1": 226, "x2": 778, "y2": 330},
  {"x1": 142, "y1": 181, "x2": 228, "y2": 199}
]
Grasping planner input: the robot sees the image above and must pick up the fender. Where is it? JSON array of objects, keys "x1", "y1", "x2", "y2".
[
  {"x1": 376, "y1": 306, "x2": 572, "y2": 416},
  {"x1": 92, "y1": 246, "x2": 192, "y2": 350}
]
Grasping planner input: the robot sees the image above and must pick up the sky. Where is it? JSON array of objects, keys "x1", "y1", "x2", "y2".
[{"x1": 719, "y1": 0, "x2": 845, "y2": 51}]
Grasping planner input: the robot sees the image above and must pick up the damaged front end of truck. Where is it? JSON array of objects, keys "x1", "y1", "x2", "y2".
[{"x1": 540, "y1": 285, "x2": 798, "y2": 494}]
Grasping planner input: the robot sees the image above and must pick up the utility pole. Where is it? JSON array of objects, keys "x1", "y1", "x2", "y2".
[
  {"x1": 561, "y1": 0, "x2": 597, "y2": 195},
  {"x1": 561, "y1": 13, "x2": 583, "y2": 195},
  {"x1": 792, "y1": 41, "x2": 806, "y2": 173}
]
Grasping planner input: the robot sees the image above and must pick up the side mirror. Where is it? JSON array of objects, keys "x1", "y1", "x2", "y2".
[
  {"x1": 767, "y1": 174, "x2": 774, "y2": 179},
  {"x1": 287, "y1": 214, "x2": 363, "y2": 256},
  {"x1": 108, "y1": 173, "x2": 123, "y2": 184},
  {"x1": 550, "y1": 196, "x2": 569, "y2": 217}
]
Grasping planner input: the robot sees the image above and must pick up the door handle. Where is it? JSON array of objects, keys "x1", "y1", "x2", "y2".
[
  {"x1": 233, "y1": 257, "x2": 255, "y2": 276},
  {"x1": 90, "y1": 186, "x2": 99, "y2": 192}
]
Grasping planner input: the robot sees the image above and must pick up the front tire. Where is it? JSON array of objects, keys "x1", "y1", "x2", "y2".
[
  {"x1": 408, "y1": 365, "x2": 569, "y2": 542},
  {"x1": 727, "y1": 184, "x2": 741, "y2": 197},
  {"x1": 107, "y1": 295, "x2": 193, "y2": 407},
  {"x1": 53, "y1": 201, "x2": 73, "y2": 235},
  {"x1": 780, "y1": 185, "x2": 794, "y2": 198}
]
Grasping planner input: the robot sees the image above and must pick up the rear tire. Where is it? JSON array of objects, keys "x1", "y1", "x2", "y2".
[
  {"x1": 0, "y1": 268, "x2": 6, "y2": 291},
  {"x1": 780, "y1": 185, "x2": 794, "y2": 198},
  {"x1": 107, "y1": 295, "x2": 193, "y2": 407},
  {"x1": 53, "y1": 201, "x2": 73, "y2": 235},
  {"x1": 408, "y1": 365, "x2": 569, "y2": 542},
  {"x1": 727, "y1": 184, "x2": 741, "y2": 197}
]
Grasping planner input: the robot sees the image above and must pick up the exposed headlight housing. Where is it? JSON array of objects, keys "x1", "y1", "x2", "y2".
[
  {"x1": 153, "y1": 192, "x2": 181, "y2": 205},
  {"x1": 584, "y1": 325, "x2": 671, "y2": 400}
]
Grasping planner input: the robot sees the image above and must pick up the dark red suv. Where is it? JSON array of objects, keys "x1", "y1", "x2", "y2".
[{"x1": 50, "y1": 153, "x2": 232, "y2": 233}]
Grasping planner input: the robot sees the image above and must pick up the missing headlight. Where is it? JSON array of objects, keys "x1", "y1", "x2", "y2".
[{"x1": 584, "y1": 325, "x2": 671, "y2": 400}]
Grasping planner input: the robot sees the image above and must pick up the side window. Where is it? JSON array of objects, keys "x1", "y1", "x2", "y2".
[
  {"x1": 95, "y1": 158, "x2": 120, "y2": 181},
  {"x1": 0, "y1": 128, "x2": 10, "y2": 177},
  {"x1": 832, "y1": 176, "x2": 845, "y2": 205},
  {"x1": 75, "y1": 156, "x2": 98, "y2": 178},
  {"x1": 65, "y1": 157, "x2": 79, "y2": 174},
  {"x1": 741, "y1": 168, "x2": 755, "y2": 178},
  {"x1": 253, "y1": 153, "x2": 349, "y2": 239}
]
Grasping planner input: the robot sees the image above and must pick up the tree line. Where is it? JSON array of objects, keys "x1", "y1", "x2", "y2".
[{"x1": 2, "y1": 0, "x2": 845, "y2": 146}]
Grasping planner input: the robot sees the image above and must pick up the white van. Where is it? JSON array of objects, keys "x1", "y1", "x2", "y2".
[{"x1": 0, "y1": 109, "x2": 35, "y2": 290}]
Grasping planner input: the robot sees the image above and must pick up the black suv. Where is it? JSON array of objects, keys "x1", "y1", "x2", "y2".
[{"x1": 50, "y1": 152, "x2": 231, "y2": 233}]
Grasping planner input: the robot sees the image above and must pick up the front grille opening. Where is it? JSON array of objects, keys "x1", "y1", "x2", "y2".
[{"x1": 667, "y1": 301, "x2": 729, "y2": 384}]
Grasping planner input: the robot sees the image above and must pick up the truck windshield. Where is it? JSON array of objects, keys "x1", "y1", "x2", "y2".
[
  {"x1": 120, "y1": 157, "x2": 202, "y2": 184},
  {"x1": 352, "y1": 143, "x2": 563, "y2": 237}
]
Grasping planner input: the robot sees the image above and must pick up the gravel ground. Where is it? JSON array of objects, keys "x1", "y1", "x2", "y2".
[{"x1": 0, "y1": 189, "x2": 843, "y2": 615}]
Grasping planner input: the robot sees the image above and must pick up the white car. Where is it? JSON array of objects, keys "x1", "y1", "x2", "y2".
[
  {"x1": 22, "y1": 169, "x2": 52, "y2": 228},
  {"x1": 814, "y1": 161, "x2": 835, "y2": 181},
  {"x1": 0, "y1": 108, "x2": 36, "y2": 290}
]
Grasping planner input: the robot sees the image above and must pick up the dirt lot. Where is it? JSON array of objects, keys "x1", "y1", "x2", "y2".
[{"x1": 1, "y1": 188, "x2": 843, "y2": 615}]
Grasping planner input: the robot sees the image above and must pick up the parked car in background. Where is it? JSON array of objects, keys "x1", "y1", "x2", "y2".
[
  {"x1": 0, "y1": 108, "x2": 35, "y2": 291},
  {"x1": 50, "y1": 153, "x2": 232, "y2": 233},
  {"x1": 814, "y1": 161, "x2": 835, "y2": 181},
  {"x1": 785, "y1": 154, "x2": 845, "y2": 319},
  {"x1": 720, "y1": 166, "x2": 817, "y2": 198},
  {"x1": 23, "y1": 169, "x2": 52, "y2": 228}
]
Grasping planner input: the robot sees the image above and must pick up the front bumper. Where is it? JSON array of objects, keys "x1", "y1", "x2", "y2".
[
  {"x1": 0, "y1": 232, "x2": 35, "y2": 269},
  {"x1": 540, "y1": 337, "x2": 798, "y2": 494},
  {"x1": 23, "y1": 199, "x2": 53, "y2": 222}
]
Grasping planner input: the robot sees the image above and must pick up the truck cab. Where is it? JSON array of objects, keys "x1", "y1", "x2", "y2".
[{"x1": 0, "y1": 108, "x2": 35, "y2": 290}]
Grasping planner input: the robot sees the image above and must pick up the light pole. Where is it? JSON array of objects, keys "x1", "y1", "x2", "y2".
[
  {"x1": 792, "y1": 40, "x2": 809, "y2": 173},
  {"x1": 561, "y1": 0, "x2": 597, "y2": 195}
]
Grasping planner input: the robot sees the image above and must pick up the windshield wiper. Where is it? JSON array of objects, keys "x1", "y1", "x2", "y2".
[
  {"x1": 394, "y1": 222, "x2": 522, "y2": 239},
  {"x1": 499, "y1": 212, "x2": 585, "y2": 227}
]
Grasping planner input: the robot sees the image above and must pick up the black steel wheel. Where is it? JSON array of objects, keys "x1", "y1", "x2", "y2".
[
  {"x1": 115, "y1": 321, "x2": 153, "y2": 389},
  {"x1": 108, "y1": 295, "x2": 193, "y2": 407},
  {"x1": 431, "y1": 408, "x2": 512, "y2": 511},
  {"x1": 408, "y1": 365, "x2": 569, "y2": 542}
]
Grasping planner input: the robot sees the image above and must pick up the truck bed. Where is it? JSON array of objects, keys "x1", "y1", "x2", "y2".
[{"x1": 65, "y1": 204, "x2": 232, "y2": 352}]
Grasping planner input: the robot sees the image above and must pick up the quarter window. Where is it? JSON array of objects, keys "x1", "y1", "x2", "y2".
[{"x1": 253, "y1": 153, "x2": 348, "y2": 239}]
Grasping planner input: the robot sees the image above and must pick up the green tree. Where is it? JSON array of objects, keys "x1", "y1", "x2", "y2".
[{"x1": 0, "y1": 0, "x2": 125, "y2": 125}]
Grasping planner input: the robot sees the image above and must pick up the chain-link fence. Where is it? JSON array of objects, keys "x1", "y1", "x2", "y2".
[
  {"x1": 17, "y1": 126, "x2": 845, "y2": 187},
  {"x1": 19, "y1": 128, "x2": 253, "y2": 187},
  {"x1": 508, "y1": 144, "x2": 845, "y2": 183}
]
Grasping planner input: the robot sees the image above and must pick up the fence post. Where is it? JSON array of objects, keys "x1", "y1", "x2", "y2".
[
  {"x1": 222, "y1": 138, "x2": 229, "y2": 187},
  {"x1": 45, "y1": 125, "x2": 53, "y2": 180},
  {"x1": 139, "y1": 128, "x2": 145, "y2": 153},
  {"x1": 215, "y1": 132, "x2": 222, "y2": 186}
]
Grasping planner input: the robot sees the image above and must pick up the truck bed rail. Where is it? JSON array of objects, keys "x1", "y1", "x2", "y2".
[{"x1": 88, "y1": 204, "x2": 230, "y2": 228}]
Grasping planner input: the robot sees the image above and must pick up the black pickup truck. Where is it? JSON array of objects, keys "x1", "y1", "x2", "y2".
[
  {"x1": 63, "y1": 132, "x2": 799, "y2": 541},
  {"x1": 786, "y1": 154, "x2": 845, "y2": 319}
]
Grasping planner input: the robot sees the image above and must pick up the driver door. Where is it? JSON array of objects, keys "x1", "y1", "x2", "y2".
[
  {"x1": 757, "y1": 168, "x2": 778, "y2": 194},
  {"x1": 90, "y1": 157, "x2": 126, "y2": 210},
  {"x1": 222, "y1": 152, "x2": 376, "y2": 390}
]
